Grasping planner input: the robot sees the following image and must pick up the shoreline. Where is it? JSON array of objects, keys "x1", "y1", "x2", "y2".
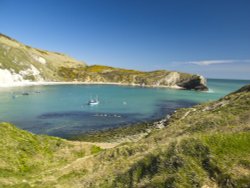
[
  {"x1": 0, "y1": 81, "x2": 184, "y2": 90},
  {"x1": 68, "y1": 118, "x2": 168, "y2": 143}
]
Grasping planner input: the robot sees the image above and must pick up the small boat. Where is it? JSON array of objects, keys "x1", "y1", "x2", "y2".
[
  {"x1": 88, "y1": 96, "x2": 99, "y2": 105},
  {"x1": 22, "y1": 92, "x2": 29, "y2": 96},
  {"x1": 88, "y1": 99, "x2": 99, "y2": 105}
]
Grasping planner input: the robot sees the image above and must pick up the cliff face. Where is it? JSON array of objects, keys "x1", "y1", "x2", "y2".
[
  {"x1": 58, "y1": 65, "x2": 208, "y2": 90},
  {"x1": 0, "y1": 85, "x2": 249, "y2": 187},
  {"x1": 0, "y1": 33, "x2": 208, "y2": 90},
  {"x1": 0, "y1": 33, "x2": 86, "y2": 85}
]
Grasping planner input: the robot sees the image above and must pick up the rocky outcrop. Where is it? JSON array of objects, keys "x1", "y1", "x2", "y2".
[
  {"x1": 0, "y1": 33, "x2": 208, "y2": 90},
  {"x1": 177, "y1": 75, "x2": 208, "y2": 91}
]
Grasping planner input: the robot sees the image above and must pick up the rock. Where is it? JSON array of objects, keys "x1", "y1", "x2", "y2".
[{"x1": 177, "y1": 75, "x2": 208, "y2": 91}]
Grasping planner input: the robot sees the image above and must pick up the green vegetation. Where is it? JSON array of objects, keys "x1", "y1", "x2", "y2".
[
  {"x1": 90, "y1": 145, "x2": 103, "y2": 154},
  {"x1": 0, "y1": 123, "x2": 64, "y2": 177},
  {"x1": 57, "y1": 64, "x2": 207, "y2": 90},
  {"x1": 96, "y1": 132, "x2": 249, "y2": 188},
  {"x1": 0, "y1": 123, "x2": 105, "y2": 187},
  {"x1": 85, "y1": 65, "x2": 115, "y2": 73},
  {"x1": 0, "y1": 33, "x2": 86, "y2": 82}
]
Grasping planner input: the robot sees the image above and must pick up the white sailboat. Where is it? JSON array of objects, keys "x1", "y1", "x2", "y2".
[{"x1": 88, "y1": 96, "x2": 99, "y2": 105}]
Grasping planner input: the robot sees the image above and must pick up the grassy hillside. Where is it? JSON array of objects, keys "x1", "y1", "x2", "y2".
[
  {"x1": 58, "y1": 65, "x2": 208, "y2": 90},
  {"x1": 0, "y1": 85, "x2": 249, "y2": 187},
  {"x1": 0, "y1": 122, "x2": 105, "y2": 187},
  {"x1": 0, "y1": 34, "x2": 207, "y2": 90},
  {"x1": 0, "y1": 34, "x2": 86, "y2": 82}
]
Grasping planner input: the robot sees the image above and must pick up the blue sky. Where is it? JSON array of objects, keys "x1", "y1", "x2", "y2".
[{"x1": 0, "y1": 0, "x2": 250, "y2": 79}]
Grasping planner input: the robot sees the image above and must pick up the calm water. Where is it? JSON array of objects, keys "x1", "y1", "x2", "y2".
[{"x1": 0, "y1": 79, "x2": 249, "y2": 138}]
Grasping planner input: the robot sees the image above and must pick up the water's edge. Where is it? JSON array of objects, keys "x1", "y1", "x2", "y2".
[{"x1": 0, "y1": 79, "x2": 249, "y2": 138}]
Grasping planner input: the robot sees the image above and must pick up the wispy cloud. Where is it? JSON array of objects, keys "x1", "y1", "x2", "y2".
[{"x1": 187, "y1": 59, "x2": 250, "y2": 66}]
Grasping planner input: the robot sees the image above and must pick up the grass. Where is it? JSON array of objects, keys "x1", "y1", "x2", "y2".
[
  {"x1": 0, "y1": 123, "x2": 66, "y2": 177},
  {"x1": 109, "y1": 132, "x2": 250, "y2": 188},
  {"x1": 202, "y1": 132, "x2": 250, "y2": 158},
  {"x1": 0, "y1": 123, "x2": 107, "y2": 187},
  {"x1": 90, "y1": 145, "x2": 103, "y2": 154},
  {"x1": 0, "y1": 34, "x2": 86, "y2": 82}
]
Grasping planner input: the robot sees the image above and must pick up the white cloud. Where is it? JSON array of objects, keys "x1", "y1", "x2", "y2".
[{"x1": 187, "y1": 59, "x2": 250, "y2": 66}]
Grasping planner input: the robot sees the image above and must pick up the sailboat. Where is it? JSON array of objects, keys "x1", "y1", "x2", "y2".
[{"x1": 88, "y1": 96, "x2": 99, "y2": 105}]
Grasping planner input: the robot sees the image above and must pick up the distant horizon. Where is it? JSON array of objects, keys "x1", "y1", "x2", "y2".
[{"x1": 0, "y1": 0, "x2": 250, "y2": 80}]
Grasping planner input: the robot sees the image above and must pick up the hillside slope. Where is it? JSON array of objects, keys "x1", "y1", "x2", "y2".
[
  {"x1": 0, "y1": 122, "x2": 108, "y2": 187},
  {"x1": 0, "y1": 34, "x2": 86, "y2": 84},
  {"x1": 0, "y1": 85, "x2": 249, "y2": 187},
  {"x1": 0, "y1": 34, "x2": 207, "y2": 90}
]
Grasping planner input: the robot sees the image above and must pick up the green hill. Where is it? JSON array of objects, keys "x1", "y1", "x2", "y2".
[
  {"x1": 0, "y1": 122, "x2": 105, "y2": 187},
  {"x1": 0, "y1": 85, "x2": 250, "y2": 187},
  {"x1": 0, "y1": 34, "x2": 207, "y2": 90},
  {"x1": 0, "y1": 33, "x2": 86, "y2": 82}
]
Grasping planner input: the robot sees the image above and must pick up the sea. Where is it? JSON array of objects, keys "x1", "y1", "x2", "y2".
[{"x1": 0, "y1": 79, "x2": 249, "y2": 138}]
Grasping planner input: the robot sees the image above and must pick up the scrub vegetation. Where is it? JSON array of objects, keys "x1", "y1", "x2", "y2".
[{"x1": 58, "y1": 65, "x2": 207, "y2": 90}]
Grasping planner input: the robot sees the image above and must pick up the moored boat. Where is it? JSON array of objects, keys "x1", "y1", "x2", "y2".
[{"x1": 88, "y1": 96, "x2": 99, "y2": 105}]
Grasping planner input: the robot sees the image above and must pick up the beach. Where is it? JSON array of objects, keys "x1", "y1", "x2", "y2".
[{"x1": 0, "y1": 80, "x2": 183, "y2": 89}]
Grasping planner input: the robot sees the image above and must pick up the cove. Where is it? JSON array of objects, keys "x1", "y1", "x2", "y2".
[{"x1": 0, "y1": 79, "x2": 249, "y2": 138}]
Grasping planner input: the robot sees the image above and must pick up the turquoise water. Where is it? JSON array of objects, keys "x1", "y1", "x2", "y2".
[{"x1": 0, "y1": 79, "x2": 249, "y2": 138}]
